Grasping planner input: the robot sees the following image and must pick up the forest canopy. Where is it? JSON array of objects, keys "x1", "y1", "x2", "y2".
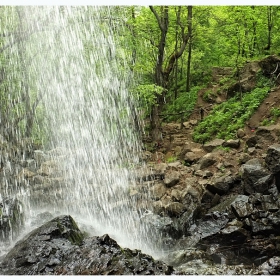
[{"x1": 0, "y1": 6, "x2": 279, "y2": 143}]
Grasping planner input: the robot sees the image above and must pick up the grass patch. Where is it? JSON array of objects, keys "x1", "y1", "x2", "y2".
[{"x1": 193, "y1": 86, "x2": 270, "y2": 143}]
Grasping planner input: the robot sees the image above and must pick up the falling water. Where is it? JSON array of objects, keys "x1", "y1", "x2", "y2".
[{"x1": 0, "y1": 6, "x2": 158, "y2": 256}]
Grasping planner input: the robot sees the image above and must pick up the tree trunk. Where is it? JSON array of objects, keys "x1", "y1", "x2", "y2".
[
  {"x1": 149, "y1": 6, "x2": 192, "y2": 141},
  {"x1": 186, "y1": 6, "x2": 193, "y2": 92}
]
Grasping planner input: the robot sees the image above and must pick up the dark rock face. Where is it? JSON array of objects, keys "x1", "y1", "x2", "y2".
[
  {"x1": 0, "y1": 197, "x2": 23, "y2": 242},
  {"x1": 265, "y1": 144, "x2": 280, "y2": 173},
  {"x1": 0, "y1": 215, "x2": 173, "y2": 275},
  {"x1": 241, "y1": 159, "x2": 273, "y2": 194}
]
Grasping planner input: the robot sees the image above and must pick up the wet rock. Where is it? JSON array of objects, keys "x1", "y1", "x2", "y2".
[
  {"x1": 265, "y1": 144, "x2": 280, "y2": 173},
  {"x1": 261, "y1": 195, "x2": 280, "y2": 212},
  {"x1": 206, "y1": 175, "x2": 236, "y2": 195},
  {"x1": 165, "y1": 202, "x2": 186, "y2": 217},
  {"x1": 33, "y1": 150, "x2": 48, "y2": 165},
  {"x1": 241, "y1": 159, "x2": 273, "y2": 194},
  {"x1": 0, "y1": 215, "x2": 173, "y2": 275},
  {"x1": 0, "y1": 197, "x2": 24, "y2": 242},
  {"x1": 141, "y1": 212, "x2": 180, "y2": 241},
  {"x1": 250, "y1": 219, "x2": 274, "y2": 234},
  {"x1": 231, "y1": 195, "x2": 253, "y2": 218},
  {"x1": 192, "y1": 211, "x2": 229, "y2": 241},
  {"x1": 203, "y1": 139, "x2": 225, "y2": 153},
  {"x1": 149, "y1": 183, "x2": 167, "y2": 200},
  {"x1": 258, "y1": 256, "x2": 280, "y2": 275}
]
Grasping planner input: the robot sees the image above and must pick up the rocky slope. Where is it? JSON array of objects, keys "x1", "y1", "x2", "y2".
[{"x1": 2, "y1": 55, "x2": 280, "y2": 275}]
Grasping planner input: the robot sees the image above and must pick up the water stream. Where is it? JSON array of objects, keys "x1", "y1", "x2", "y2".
[{"x1": 1, "y1": 6, "x2": 158, "y2": 257}]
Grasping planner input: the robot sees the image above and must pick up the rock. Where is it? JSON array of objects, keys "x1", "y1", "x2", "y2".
[
  {"x1": 164, "y1": 170, "x2": 180, "y2": 187},
  {"x1": 38, "y1": 160, "x2": 60, "y2": 176},
  {"x1": 256, "y1": 125, "x2": 279, "y2": 142},
  {"x1": 250, "y1": 219, "x2": 274, "y2": 234},
  {"x1": 223, "y1": 139, "x2": 240, "y2": 149},
  {"x1": 184, "y1": 148, "x2": 205, "y2": 164},
  {"x1": 165, "y1": 202, "x2": 186, "y2": 217},
  {"x1": 193, "y1": 211, "x2": 229, "y2": 240},
  {"x1": 0, "y1": 215, "x2": 173, "y2": 275},
  {"x1": 203, "y1": 139, "x2": 225, "y2": 153},
  {"x1": 18, "y1": 168, "x2": 36, "y2": 179},
  {"x1": 33, "y1": 150, "x2": 48, "y2": 165},
  {"x1": 246, "y1": 135, "x2": 258, "y2": 148},
  {"x1": 230, "y1": 195, "x2": 253, "y2": 218},
  {"x1": 258, "y1": 256, "x2": 280, "y2": 275},
  {"x1": 237, "y1": 129, "x2": 246, "y2": 138},
  {"x1": 171, "y1": 189, "x2": 182, "y2": 202},
  {"x1": 265, "y1": 144, "x2": 280, "y2": 173},
  {"x1": 197, "y1": 153, "x2": 217, "y2": 170},
  {"x1": 261, "y1": 195, "x2": 280, "y2": 212},
  {"x1": 0, "y1": 197, "x2": 24, "y2": 242},
  {"x1": 241, "y1": 159, "x2": 273, "y2": 194},
  {"x1": 150, "y1": 183, "x2": 167, "y2": 200},
  {"x1": 208, "y1": 195, "x2": 241, "y2": 219},
  {"x1": 206, "y1": 175, "x2": 236, "y2": 195}
]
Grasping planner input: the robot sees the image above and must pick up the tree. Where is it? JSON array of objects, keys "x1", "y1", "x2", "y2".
[{"x1": 149, "y1": 5, "x2": 192, "y2": 141}]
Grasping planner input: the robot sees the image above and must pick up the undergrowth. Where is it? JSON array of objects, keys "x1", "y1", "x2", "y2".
[
  {"x1": 162, "y1": 86, "x2": 201, "y2": 122},
  {"x1": 193, "y1": 86, "x2": 270, "y2": 143}
]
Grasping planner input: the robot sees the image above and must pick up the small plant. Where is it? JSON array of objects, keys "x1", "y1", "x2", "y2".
[
  {"x1": 261, "y1": 107, "x2": 280, "y2": 126},
  {"x1": 219, "y1": 76, "x2": 231, "y2": 86},
  {"x1": 203, "y1": 89, "x2": 216, "y2": 102},
  {"x1": 166, "y1": 156, "x2": 177, "y2": 163},
  {"x1": 215, "y1": 146, "x2": 231, "y2": 152}
]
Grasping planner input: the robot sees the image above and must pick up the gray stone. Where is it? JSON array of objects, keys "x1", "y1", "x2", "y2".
[
  {"x1": 197, "y1": 153, "x2": 217, "y2": 170},
  {"x1": 203, "y1": 139, "x2": 225, "y2": 153},
  {"x1": 223, "y1": 139, "x2": 240, "y2": 149},
  {"x1": 165, "y1": 202, "x2": 186, "y2": 216},
  {"x1": 164, "y1": 170, "x2": 180, "y2": 187},
  {"x1": 150, "y1": 183, "x2": 167, "y2": 200},
  {"x1": 241, "y1": 159, "x2": 272, "y2": 194},
  {"x1": 265, "y1": 144, "x2": 280, "y2": 173},
  {"x1": 230, "y1": 195, "x2": 253, "y2": 218}
]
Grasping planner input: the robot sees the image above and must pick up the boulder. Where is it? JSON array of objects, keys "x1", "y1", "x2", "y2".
[
  {"x1": 203, "y1": 139, "x2": 225, "y2": 153},
  {"x1": 0, "y1": 215, "x2": 173, "y2": 275},
  {"x1": 0, "y1": 197, "x2": 24, "y2": 242},
  {"x1": 164, "y1": 170, "x2": 180, "y2": 188},
  {"x1": 258, "y1": 256, "x2": 280, "y2": 275},
  {"x1": 165, "y1": 202, "x2": 186, "y2": 217},
  {"x1": 184, "y1": 148, "x2": 205, "y2": 164},
  {"x1": 265, "y1": 144, "x2": 280, "y2": 173},
  {"x1": 149, "y1": 183, "x2": 167, "y2": 200},
  {"x1": 197, "y1": 153, "x2": 217, "y2": 170},
  {"x1": 241, "y1": 159, "x2": 273, "y2": 194},
  {"x1": 230, "y1": 195, "x2": 253, "y2": 218},
  {"x1": 223, "y1": 139, "x2": 240, "y2": 149},
  {"x1": 206, "y1": 175, "x2": 236, "y2": 195}
]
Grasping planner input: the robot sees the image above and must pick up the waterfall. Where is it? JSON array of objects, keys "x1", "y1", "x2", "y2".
[{"x1": 0, "y1": 6, "x2": 158, "y2": 256}]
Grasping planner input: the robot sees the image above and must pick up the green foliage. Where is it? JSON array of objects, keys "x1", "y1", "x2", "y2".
[
  {"x1": 193, "y1": 86, "x2": 270, "y2": 143},
  {"x1": 166, "y1": 155, "x2": 177, "y2": 163},
  {"x1": 214, "y1": 146, "x2": 231, "y2": 152},
  {"x1": 203, "y1": 89, "x2": 216, "y2": 102},
  {"x1": 256, "y1": 71, "x2": 272, "y2": 88},
  {"x1": 261, "y1": 107, "x2": 280, "y2": 126},
  {"x1": 162, "y1": 86, "x2": 201, "y2": 122},
  {"x1": 132, "y1": 84, "x2": 166, "y2": 116}
]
